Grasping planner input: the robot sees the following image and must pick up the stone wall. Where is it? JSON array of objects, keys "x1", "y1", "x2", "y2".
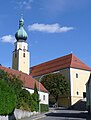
[{"x1": 0, "y1": 109, "x2": 38, "y2": 120}]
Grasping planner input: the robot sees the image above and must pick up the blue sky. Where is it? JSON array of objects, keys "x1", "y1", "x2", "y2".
[{"x1": 0, "y1": 0, "x2": 91, "y2": 68}]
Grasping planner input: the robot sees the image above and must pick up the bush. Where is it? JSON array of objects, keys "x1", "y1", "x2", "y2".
[
  {"x1": 31, "y1": 99, "x2": 38, "y2": 112},
  {"x1": 0, "y1": 70, "x2": 25, "y2": 114},
  {"x1": 31, "y1": 92, "x2": 39, "y2": 112},
  {"x1": 40, "y1": 104, "x2": 49, "y2": 112},
  {"x1": 0, "y1": 79, "x2": 16, "y2": 115},
  {"x1": 30, "y1": 83, "x2": 39, "y2": 112},
  {"x1": 16, "y1": 89, "x2": 31, "y2": 111},
  {"x1": 0, "y1": 70, "x2": 23, "y2": 111}
]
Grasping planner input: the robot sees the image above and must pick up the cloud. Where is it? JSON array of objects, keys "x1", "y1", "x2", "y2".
[
  {"x1": 14, "y1": 0, "x2": 33, "y2": 10},
  {"x1": 0, "y1": 35, "x2": 16, "y2": 44},
  {"x1": 23, "y1": 0, "x2": 33, "y2": 9},
  {"x1": 28, "y1": 23, "x2": 74, "y2": 33}
]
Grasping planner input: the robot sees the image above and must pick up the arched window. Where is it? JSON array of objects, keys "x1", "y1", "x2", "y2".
[
  {"x1": 23, "y1": 53, "x2": 25, "y2": 57},
  {"x1": 76, "y1": 73, "x2": 78, "y2": 78},
  {"x1": 77, "y1": 91, "x2": 79, "y2": 95}
]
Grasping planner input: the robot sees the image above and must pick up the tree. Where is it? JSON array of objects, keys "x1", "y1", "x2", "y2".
[
  {"x1": 0, "y1": 69, "x2": 23, "y2": 114},
  {"x1": 41, "y1": 73, "x2": 70, "y2": 106},
  {"x1": 18, "y1": 89, "x2": 31, "y2": 111},
  {"x1": 0, "y1": 70, "x2": 23, "y2": 93},
  {"x1": 31, "y1": 82, "x2": 39, "y2": 112},
  {"x1": 7, "y1": 75, "x2": 23, "y2": 108},
  {"x1": 0, "y1": 79, "x2": 16, "y2": 115},
  {"x1": 34, "y1": 82, "x2": 38, "y2": 95}
]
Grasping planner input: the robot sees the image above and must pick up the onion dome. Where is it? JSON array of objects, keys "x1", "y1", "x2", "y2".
[{"x1": 15, "y1": 17, "x2": 28, "y2": 41}]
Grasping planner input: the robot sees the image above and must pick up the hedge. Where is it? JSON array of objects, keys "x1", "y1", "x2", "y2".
[
  {"x1": 0, "y1": 79, "x2": 16, "y2": 115},
  {"x1": 40, "y1": 104, "x2": 49, "y2": 112}
]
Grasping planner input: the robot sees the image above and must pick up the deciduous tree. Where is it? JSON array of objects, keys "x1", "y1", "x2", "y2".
[{"x1": 41, "y1": 73, "x2": 70, "y2": 106}]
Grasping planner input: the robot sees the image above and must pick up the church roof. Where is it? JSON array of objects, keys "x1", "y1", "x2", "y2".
[
  {"x1": 0, "y1": 66, "x2": 48, "y2": 93},
  {"x1": 30, "y1": 53, "x2": 91, "y2": 77}
]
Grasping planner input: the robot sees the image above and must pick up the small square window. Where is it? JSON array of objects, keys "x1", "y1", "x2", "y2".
[{"x1": 76, "y1": 73, "x2": 78, "y2": 78}]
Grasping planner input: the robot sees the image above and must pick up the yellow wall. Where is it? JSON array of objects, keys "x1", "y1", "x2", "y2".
[
  {"x1": 58, "y1": 68, "x2": 90, "y2": 106},
  {"x1": 12, "y1": 42, "x2": 30, "y2": 75},
  {"x1": 34, "y1": 68, "x2": 90, "y2": 107},
  {"x1": 70, "y1": 68, "x2": 90, "y2": 105},
  {"x1": 18, "y1": 50, "x2": 29, "y2": 74},
  {"x1": 12, "y1": 51, "x2": 18, "y2": 70},
  {"x1": 58, "y1": 96, "x2": 70, "y2": 107}
]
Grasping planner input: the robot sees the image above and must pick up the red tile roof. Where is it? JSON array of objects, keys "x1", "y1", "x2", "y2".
[
  {"x1": 30, "y1": 54, "x2": 91, "y2": 77},
  {"x1": 0, "y1": 66, "x2": 48, "y2": 93}
]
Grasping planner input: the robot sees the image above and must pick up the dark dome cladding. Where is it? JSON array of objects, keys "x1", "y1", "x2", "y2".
[{"x1": 15, "y1": 18, "x2": 28, "y2": 41}]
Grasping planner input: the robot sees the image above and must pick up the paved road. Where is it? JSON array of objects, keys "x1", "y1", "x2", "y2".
[{"x1": 39, "y1": 109, "x2": 91, "y2": 120}]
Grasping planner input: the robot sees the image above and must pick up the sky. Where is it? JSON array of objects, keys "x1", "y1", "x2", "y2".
[{"x1": 0, "y1": 0, "x2": 91, "y2": 68}]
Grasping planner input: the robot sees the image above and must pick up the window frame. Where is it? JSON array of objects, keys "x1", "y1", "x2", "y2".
[
  {"x1": 76, "y1": 73, "x2": 78, "y2": 78},
  {"x1": 23, "y1": 53, "x2": 25, "y2": 57},
  {"x1": 43, "y1": 95, "x2": 45, "y2": 101}
]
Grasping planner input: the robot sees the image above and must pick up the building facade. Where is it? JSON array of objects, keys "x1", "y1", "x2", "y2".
[
  {"x1": 30, "y1": 54, "x2": 91, "y2": 107},
  {"x1": 3, "y1": 16, "x2": 91, "y2": 108},
  {"x1": 86, "y1": 74, "x2": 91, "y2": 113}
]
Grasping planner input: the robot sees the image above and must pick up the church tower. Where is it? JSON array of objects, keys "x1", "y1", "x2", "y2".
[{"x1": 12, "y1": 17, "x2": 30, "y2": 74}]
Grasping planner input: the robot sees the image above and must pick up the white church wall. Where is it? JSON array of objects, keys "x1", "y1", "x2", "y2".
[{"x1": 25, "y1": 88, "x2": 49, "y2": 105}]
